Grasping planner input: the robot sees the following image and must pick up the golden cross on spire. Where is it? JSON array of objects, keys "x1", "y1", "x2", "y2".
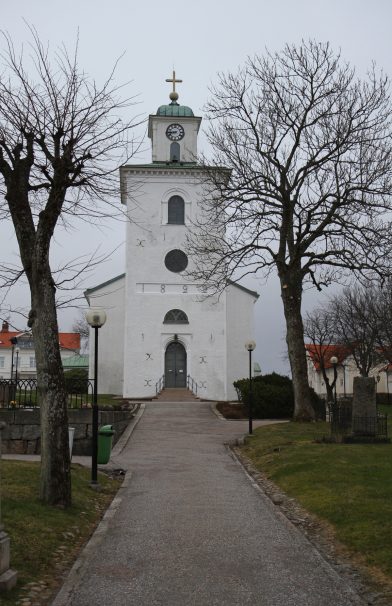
[{"x1": 165, "y1": 70, "x2": 182, "y2": 93}]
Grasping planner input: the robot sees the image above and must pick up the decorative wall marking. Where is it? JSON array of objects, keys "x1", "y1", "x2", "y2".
[
  {"x1": 136, "y1": 239, "x2": 146, "y2": 247},
  {"x1": 144, "y1": 379, "x2": 152, "y2": 387},
  {"x1": 161, "y1": 284, "x2": 166, "y2": 293},
  {"x1": 146, "y1": 353, "x2": 153, "y2": 361},
  {"x1": 199, "y1": 356, "x2": 207, "y2": 364},
  {"x1": 199, "y1": 381, "x2": 207, "y2": 389},
  {"x1": 182, "y1": 285, "x2": 188, "y2": 293}
]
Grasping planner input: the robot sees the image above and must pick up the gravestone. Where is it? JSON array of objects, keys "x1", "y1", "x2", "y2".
[
  {"x1": 0, "y1": 422, "x2": 18, "y2": 592},
  {"x1": 352, "y1": 376, "x2": 377, "y2": 436}
]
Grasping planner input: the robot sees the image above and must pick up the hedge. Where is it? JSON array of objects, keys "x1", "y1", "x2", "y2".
[{"x1": 234, "y1": 372, "x2": 325, "y2": 420}]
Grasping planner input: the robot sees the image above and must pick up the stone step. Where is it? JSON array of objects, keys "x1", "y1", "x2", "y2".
[{"x1": 155, "y1": 388, "x2": 199, "y2": 402}]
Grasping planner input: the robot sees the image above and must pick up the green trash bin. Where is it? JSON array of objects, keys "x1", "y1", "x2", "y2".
[{"x1": 97, "y1": 424, "x2": 115, "y2": 464}]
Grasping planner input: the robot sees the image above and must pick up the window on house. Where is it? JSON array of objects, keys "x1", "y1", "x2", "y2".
[
  {"x1": 0, "y1": 357, "x2": 4, "y2": 368},
  {"x1": 30, "y1": 356, "x2": 36, "y2": 368},
  {"x1": 163, "y1": 309, "x2": 189, "y2": 324},
  {"x1": 167, "y1": 196, "x2": 185, "y2": 225}
]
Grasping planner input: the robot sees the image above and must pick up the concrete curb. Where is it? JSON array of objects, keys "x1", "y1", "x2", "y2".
[
  {"x1": 51, "y1": 470, "x2": 134, "y2": 606},
  {"x1": 110, "y1": 402, "x2": 146, "y2": 458},
  {"x1": 209, "y1": 402, "x2": 225, "y2": 420}
]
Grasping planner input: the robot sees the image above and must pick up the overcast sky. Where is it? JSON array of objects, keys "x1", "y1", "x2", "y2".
[{"x1": 1, "y1": 0, "x2": 391, "y2": 375}]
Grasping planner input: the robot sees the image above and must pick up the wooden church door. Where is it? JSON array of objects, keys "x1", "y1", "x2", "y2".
[{"x1": 165, "y1": 342, "x2": 187, "y2": 388}]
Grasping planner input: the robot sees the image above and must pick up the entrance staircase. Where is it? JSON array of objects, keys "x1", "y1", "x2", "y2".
[{"x1": 154, "y1": 388, "x2": 200, "y2": 402}]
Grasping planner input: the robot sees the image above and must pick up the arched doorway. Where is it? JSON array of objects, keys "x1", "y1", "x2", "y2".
[{"x1": 165, "y1": 341, "x2": 187, "y2": 388}]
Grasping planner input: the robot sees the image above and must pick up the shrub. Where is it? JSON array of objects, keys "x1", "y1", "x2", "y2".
[
  {"x1": 234, "y1": 373, "x2": 325, "y2": 420},
  {"x1": 64, "y1": 368, "x2": 88, "y2": 394}
]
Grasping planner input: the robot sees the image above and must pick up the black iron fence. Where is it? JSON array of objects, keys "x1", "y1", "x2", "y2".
[
  {"x1": 0, "y1": 378, "x2": 94, "y2": 409},
  {"x1": 330, "y1": 403, "x2": 388, "y2": 440}
]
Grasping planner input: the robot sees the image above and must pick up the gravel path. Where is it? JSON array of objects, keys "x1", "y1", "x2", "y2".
[{"x1": 52, "y1": 401, "x2": 364, "y2": 606}]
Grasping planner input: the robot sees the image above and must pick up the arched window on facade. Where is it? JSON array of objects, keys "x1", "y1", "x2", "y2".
[
  {"x1": 163, "y1": 309, "x2": 189, "y2": 324},
  {"x1": 168, "y1": 195, "x2": 185, "y2": 225},
  {"x1": 170, "y1": 142, "x2": 180, "y2": 162}
]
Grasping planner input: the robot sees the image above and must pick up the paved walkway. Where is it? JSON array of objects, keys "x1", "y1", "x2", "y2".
[{"x1": 52, "y1": 401, "x2": 363, "y2": 606}]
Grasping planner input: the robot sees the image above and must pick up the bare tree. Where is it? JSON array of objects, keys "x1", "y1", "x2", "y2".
[
  {"x1": 72, "y1": 309, "x2": 90, "y2": 355},
  {"x1": 329, "y1": 286, "x2": 381, "y2": 377},
  {"x1": 0, "y1": 28, "x2": 139, "y2": 506},
  {"x1": 187, "y1": 40, "x2": 392, "y2": 421},
  {"x1": 373, "y1": 280, "x2": 392, "y2": 364},
  {"x1": 304, "y1": 308, "x2": 338, "y2": 402}
]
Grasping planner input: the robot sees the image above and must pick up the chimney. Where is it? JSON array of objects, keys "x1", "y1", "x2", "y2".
[{"x1": 2, "y1": 321, "x2": 9, "y2": 332}]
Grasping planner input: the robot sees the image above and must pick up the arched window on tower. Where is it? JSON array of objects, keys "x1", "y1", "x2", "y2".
[
  {"x1": 170, "y1": 142, "x2": 180, "y2": 162},
  {"x1": 163, "y1": 309, "x2": 189, "y2": 324},
  {"x1": 168, "y1": 196, "x2": 185, "y2": 225}
]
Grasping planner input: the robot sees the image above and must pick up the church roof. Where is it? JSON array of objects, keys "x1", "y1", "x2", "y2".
[
  {"x1": 156, "y1": 102, "x2": 194, "y2": 117},
  {"x1": 227, "y1": 280, "x2": 259, "y2": 299},
  {"x1": 63, "y1": 354, "x2": 89, "y2": 368},
  {"x1": 84, "y1": 274, "x2": 258, "y2": 300},
  {"x1": 84, "y1": 274, "x2": 126, "y2": 298}
]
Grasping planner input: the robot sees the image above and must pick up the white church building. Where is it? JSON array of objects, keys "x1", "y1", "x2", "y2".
[{"x1": 85, "y1": 76, "x2": 258, "y2": 401}]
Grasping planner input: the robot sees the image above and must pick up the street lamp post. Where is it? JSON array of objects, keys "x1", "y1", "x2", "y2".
[
  {"x1": 14, "y1": 347, "x2": 20, "y2": 404},
  {"x1": 245, "y1": 341, "x2": 256, "y2": 435},
  {"x1": 10, "y1": 337, "x2": 17, "y2": 381},
  {"x1": 85, "y1": 308, "x2": 107, "y2": 487},
  {"x1": 330, "y1": 356, "x2": 338, "y2": 407}
]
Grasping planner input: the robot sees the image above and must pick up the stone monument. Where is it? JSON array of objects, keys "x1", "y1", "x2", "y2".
[
  {"x1": 352, "y1": 376, "x2": 377, "y2": 436},
  {"x1": 0, "y1": 422, "x2": 18, "y2": 591}
]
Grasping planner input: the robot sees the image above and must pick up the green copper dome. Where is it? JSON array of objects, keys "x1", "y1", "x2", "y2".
[{"x1": 156, "y1": 102, "x2": 194, "y2": 117}]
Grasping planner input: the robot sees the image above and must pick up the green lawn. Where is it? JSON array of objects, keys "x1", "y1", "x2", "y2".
[
  {"x1": 1, "y1": 461, "x2": 122, "y2": 605},
  {"x1": 241, "y1": 421, "x2": 392, "y2": 580}
]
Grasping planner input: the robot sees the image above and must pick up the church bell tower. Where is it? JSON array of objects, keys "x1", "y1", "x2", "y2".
[{"x1": 148, "y1": 71, "x2": 201, "y2": 164}]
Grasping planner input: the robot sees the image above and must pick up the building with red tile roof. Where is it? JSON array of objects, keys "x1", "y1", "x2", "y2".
[{"x1": 0, "y1": 321, "x2": 81, "y2": 379}]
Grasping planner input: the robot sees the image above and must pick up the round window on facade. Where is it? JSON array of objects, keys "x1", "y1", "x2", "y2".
[{"x1": 164, "y1": 249, "x2": 188, "y2": 273}]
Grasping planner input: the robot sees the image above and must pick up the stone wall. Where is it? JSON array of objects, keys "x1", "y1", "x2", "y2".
[{"x1": 0, "y1": 408, "x2": 135, "y2": 455}]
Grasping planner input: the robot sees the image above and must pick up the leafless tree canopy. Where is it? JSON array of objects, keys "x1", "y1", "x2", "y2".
[
  {"x1": 0, "y1": 28, "x2": 139, "y2": 224},
  {"x1": 330, "y1": 286, "x2": 382, "y2": 377},
  {"x1": 189, "y1": 40, "x2": 392, "y2": 288},
  {"x1": 304, "y1": 307, "x2": 338, "y2": 401},
  {"x1": 373, "y1": 280, "x2": 392, "y2": 364},
  {"x1": 187, "y1": 40, "x2": 392, "y2": 420}
]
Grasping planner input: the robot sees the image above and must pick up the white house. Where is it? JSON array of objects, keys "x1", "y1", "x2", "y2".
[
  {"x1": 0, "y1": 321, "x2": 81, "y2": 380},
  {"x1": 306, "y1": 343, "x2": 392, "y2": 400},
  {"x1": 85, "y1": 78, "x2": 259, "y2": 401}
]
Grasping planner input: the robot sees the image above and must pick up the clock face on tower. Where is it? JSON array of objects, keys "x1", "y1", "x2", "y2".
[{"x1": 166, "y1": 123, "x2": 185, "y2": 141}]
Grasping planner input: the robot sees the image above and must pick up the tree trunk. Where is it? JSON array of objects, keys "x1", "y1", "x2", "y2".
[
  {"x1": 29, "y1": 263, "x2": 71, "y2": 507},
  {"x1": 325, "y1": 381, "x2": 334, "y2": 404},
  {"x1": 279, "y1": 271, "x2": 315, "y2": 421}
]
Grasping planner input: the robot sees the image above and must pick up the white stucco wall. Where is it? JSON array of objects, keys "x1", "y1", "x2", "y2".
[
  {"x1": 121, "y1": 167, "x2": 231, "y2": 400},
  {"x1": 86, "y1": 275, "x2": 125, "y2": 395},
  {"x1": 226, "y1": 283, "x2": 258, "y2": 400}
]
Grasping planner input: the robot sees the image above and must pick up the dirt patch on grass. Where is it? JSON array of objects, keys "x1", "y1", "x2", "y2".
[{"x1": 216, "y1": 401, "x2": 248, "y2": 419}]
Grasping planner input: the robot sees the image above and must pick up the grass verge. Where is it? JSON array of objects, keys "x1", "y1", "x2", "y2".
[
  {"x1": 241, "y1": 421, "x2": 392, "y2": 582},
  {"x1": 1, "y1": 461, "x2": 122, "y2": 605}
]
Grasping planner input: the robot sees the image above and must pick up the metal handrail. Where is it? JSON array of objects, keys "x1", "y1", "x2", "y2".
[
  {"x1": 155, "y1": 375, "x2": 165, "y2": 395},
  {"x1": 186, "y1": 375, "x2": 198, "y2": 396}
]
